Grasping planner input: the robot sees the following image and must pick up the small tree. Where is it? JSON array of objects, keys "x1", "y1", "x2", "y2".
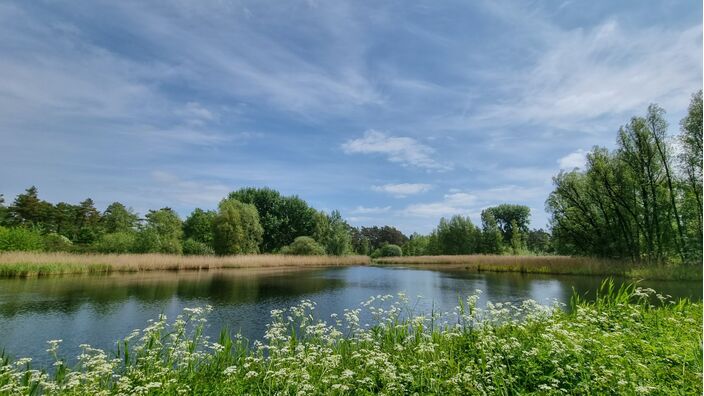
[
  {"x1": 212, "y1": 199, "x2": 263, "y2": 255},
  {"x1": 280, "y1": 236, "x2": 325, "y2": 255},
  {"x1": 371, "y1": 244, "x2": 403, "y2": 258}
]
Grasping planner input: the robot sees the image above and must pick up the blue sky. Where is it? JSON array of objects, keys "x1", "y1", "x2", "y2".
[{"x1": 0, "y1": 0, "x2": 701, "y2": 234}]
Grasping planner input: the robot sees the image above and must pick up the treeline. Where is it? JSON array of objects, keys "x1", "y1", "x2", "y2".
[
  {"x1": 547, "y1": 91, "x2": 702, "y2": 264},
  {"x1": 0, "y1": 186, "x2": 552, "y2": 257},
  {"x1": 0, "y1": 187, "x2": 354, "y2": 256},
  {"x1": 400, "y1": 204, "x2": 551, "y2": 257}
]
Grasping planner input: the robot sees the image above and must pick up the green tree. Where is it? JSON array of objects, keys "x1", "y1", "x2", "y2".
[
  {"x1": 93, "y1": 232, "x2": 136, "y2": 254},
  {"x1": 228, "y1": 188, "x2": 317, "y2": 252},
  {"x1": 183, "y1": 239, "x2": 215, "y2": 256},
  {"x1": 7, "y1": 186, "x2": 54, "y2": 230},
  {"x1": 139, "y1": 208, "x2": 183, "y2": 254},
  {"x1": 360, "y1": 226, "x2": 408, "y2": 251},
  {"x1": 509, "y1": 220, "x2": 525, "y2": 254},
  {"x1": 435, "y1": 215, "x2": 480, "y2": 255},
  {"x1": 480, "y1": 210, "x2": 503, "y2": 254},
  {"x1": 0, "y1": 194, "x2": 7, "y2": 225},
  {"x1": 43, "y1": 233, "x2": 73, "y2": 252},
  {"x1": 547, "y1": 96, "x2": 703, "y2": 264},
  {"x1": 526, "y1": 229, "x2": 551, "y2": 254},
  {"x1": 280, "y1": 236, "x2": 325, "y2": 255},
  {"x1": 678, "y1": 91, "x2": 703, "y2": 261},
  {"x1": 0, "y1": 226, "x2": 44, "y2": 251},
  {"x1": 183, "y1": 208, "x2": 216, "y2": 246},
  {"x1": 212, "y1": 199, "x2": 263, "y2": 255},
  {"x1": 371, "y1": 243, "x2": 403, "y2": 258},
  {"x1": 482, "y1": 204, "x2": 530, "y2": 246},
  {"x1": 403, "y1": 233, "x2": 430, "y2": 256},
  {"x1": 102, "y1": 202, "x2": 139, "y2": 234},
  {"x1": 314, "y1": 210, "x2": 351, "y2": 256}
]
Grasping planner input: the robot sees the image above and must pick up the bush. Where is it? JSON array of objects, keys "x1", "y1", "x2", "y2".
[
  {"x1": 0, "y1": 226, "x2": 44, "y2": 252},
  {"x1": 371, "y1": 244, "x2": 402, "y2": 258},
  {"x1": 183, "y1": 239, "x2": 215, "y2": 256},
  {"x1": 92, "y1": 232, "x2": 136, "y2": 254},
  {"x1": 133, "y1": 229, "x2": 183, "y2": 254},
  {"x1": 280, "y1": 236, "x2": 325, "y2": 256},
  {"x1": 43, "y1": 233, "x2": 73, "y2": 252}
]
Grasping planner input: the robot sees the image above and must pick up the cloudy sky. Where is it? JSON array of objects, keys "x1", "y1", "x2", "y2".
[{"x1": 0, "y1": 0, "x2": 701, "y2": 234}]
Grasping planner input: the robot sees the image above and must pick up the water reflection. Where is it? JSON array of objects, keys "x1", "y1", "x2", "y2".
[{"x1": 0, "y1": 266, "x2": 699, "y2": 367}]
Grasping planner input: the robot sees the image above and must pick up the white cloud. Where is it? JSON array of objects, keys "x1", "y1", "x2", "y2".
[
  {"x1": 150, "y1": 171, "x2": 230, "y2": 206},
  {"x1": 403, "y1": 192, "x2": 477, "y2": 217},
  {"x1": 474, "y1": 18, "x2": 702, "y2": 130},
  {"x1": 341, "y1": 130, "x2": 450, "y2": 170},
  {"x1": 372, "y1": 183, "x2": 432, "y2": 197},
  {"x1": 558, "y1": 149, "x2": 588, "y2": 170},
  {"x1": 350, "y1": 205, "x2": 391, "y2": 214}
]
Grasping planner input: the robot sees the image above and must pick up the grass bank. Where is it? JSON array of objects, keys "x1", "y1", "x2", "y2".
[
  {"x1": 0, "y1": 252, "x2": 370, "y2": 278},
  {"x1": 1, "y1": 282, "x2": 700, "y2": 395},
  {"x1": 374, "y1": 255, "x2": 702, "y2": 280}
]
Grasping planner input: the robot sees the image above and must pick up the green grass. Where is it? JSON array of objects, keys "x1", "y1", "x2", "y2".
[
  {"x1": 1, "y1": 280, "x2": 701, "y2": 395},
  {"x1": 374, "y1": 254, "x2": 703, "y2": 280}
]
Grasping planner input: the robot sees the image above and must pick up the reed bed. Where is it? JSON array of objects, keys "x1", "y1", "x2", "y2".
[
  {"x1": 0, "y1": 252, "x2": 370, "y2": 278},
  {"x1": 374, "y1": 255, "x2": 702, "y2": 280}
]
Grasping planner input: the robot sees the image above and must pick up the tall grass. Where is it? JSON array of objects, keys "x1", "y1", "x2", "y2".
[
  {"x1": 0, "y1": 282, "x2": 700, "y2": 395},
  {"x1": 0, "y1": 252, "x2": 370, "y2": 278},
  {"x1": 374, "y1": 254, "x2": 702, "y2": 280}
]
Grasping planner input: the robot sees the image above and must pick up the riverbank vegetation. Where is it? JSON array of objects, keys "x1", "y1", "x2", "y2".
[
  {"x1": 0, "y1": 282, "x2": 700, "y2": 395},
  {"x1": 548, "y1": 91, "x2": 703, "y2": 265},
  {"x1": 0, "y1": 252, "x2": 369, "y2": 278},
  {"x1": 374, "y1": 255, "x2": 701, "y2": 280}
]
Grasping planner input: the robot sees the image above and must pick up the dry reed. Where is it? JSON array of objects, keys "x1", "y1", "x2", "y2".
[{"x1": 0, "y1": 252, "x2": 370, "y2": 277}]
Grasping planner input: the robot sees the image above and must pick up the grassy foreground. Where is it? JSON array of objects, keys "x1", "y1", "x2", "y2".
[
  {"x1": 0, "y1": 252, "x2": 370, "y2": 278},
  {"x1": 1, "y1": 282, "x2": 701, "y2": 395},
  {"x1": 374, "y1": 255, "x2": 703, "y2": 280}
]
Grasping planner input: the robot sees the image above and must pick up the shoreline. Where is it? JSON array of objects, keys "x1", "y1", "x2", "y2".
[
  {"x1": 0, "y1": 252, "x2": 700, "y2": 281},
  {"x1": 0, "y1": 252, "x2": 370, "y2": 278},
  {"x1": 373, "y1": 255, "x2": 703, "y2": 281}
]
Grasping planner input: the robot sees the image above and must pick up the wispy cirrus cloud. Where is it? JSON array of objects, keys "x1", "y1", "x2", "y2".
[
  {"x1": 342, "y1": 130, "x2": 451, "y2": 171},
  {"x1": 474, "y1": 16, "x2": 702, "y2": 130}
]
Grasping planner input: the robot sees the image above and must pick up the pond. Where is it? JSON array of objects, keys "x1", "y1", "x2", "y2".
[{"x1": 0, "y1": 265, "x2": 700, "y2": 367}]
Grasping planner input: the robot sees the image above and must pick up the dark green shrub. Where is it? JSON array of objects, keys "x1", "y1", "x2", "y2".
[
  {"x1": 280, "y1": 236, "x2": 325, "y2": 256},
  {"x1": 0, "y1": 226, "x2": 44, "y2": 252},
  {"x1": 371, "y1": 244, "x2": 402, "y2": 258},
  {"x1": 43, "y1": 233, "x2": 73, "y2": 252},
  {"x1": 183, "y1": 239, "x2": 214, "y2": 256}
]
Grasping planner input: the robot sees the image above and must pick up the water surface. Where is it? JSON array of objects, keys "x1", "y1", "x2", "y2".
[{"x1": 0, "y1": 265, "x2": 700, "y2": 366}]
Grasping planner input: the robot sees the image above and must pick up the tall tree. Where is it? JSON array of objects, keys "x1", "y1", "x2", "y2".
[
  {"x1": 228, "y1": 187, "x2": 317, "y2": 252},
  {"x1": 435, "y1": 215, "x2": 480, "y2": 255},
  {"x1": 482, "y1": 204, "x2": 530, "y2": 245},
  {"x1": 7, "y1": 186, "x2": 53, "y2": 229},
  {"x1": 183, "y1": 208, "x2": 216, "y2": 246},
  {"x1": 678, "y1": 90, "x2": 703, "y2": 260},
  {"x1": 212, "y1": 199, "x2": 263, "y2": 255},
  {"x1": 137, "y1": 208, "x2": 183, "y2": 254},
  {"x1": 101, "y1": 202, "x2": 139, "y2": 234}
]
